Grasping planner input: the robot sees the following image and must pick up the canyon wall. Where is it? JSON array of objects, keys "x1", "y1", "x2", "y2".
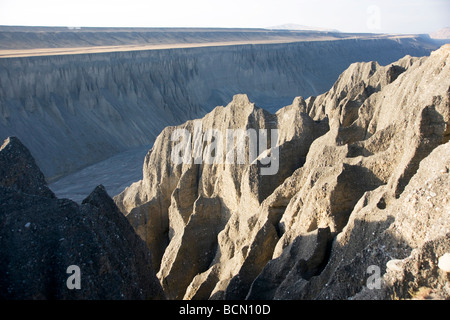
[{"x1": 0, "y1": 37, "x2": 435, "y2": 181}]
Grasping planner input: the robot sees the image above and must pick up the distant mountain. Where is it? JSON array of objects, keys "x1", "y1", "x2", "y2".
[
  {"x1": 266, "y1": 23, "x2": 340, "y2": 32},
  {"x1": 430, "y1": 27, "x2": 450, "y2": 39}
]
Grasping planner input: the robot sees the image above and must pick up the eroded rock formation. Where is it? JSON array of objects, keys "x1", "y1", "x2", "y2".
[
  {"x1": 115, "y1": 44, "x2": 450, "y2": 300},
  {"x1": 1, "y1": 44, "x2": 448, "y2": 300}
]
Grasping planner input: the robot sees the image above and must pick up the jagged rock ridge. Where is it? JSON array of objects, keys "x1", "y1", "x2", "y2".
[
  {"x1": 115, "y1": 45, "x2": 450, "y2": 300},
  {"x1": 0, "y1": 137, "x2": 165, "y2": 299}
]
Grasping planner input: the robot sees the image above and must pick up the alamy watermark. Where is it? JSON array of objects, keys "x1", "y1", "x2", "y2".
[
  {"x1": 66, "y1": 265, "x2": 81, "y2": 290},
  {"x1": 170, "y1": 121, "x2": 279, "y2": 175},
  {"x1": 366, "y1": 265, "x2": 381, "y2": 290}
]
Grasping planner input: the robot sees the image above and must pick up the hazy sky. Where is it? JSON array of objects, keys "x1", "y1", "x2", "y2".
[{"x1": 0, "y1": 0, "x2": 448, "y2": 34}]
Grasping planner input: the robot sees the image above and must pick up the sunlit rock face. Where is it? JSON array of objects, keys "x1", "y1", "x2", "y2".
[{"x1": 116, "y1": 45, "x2": 449, "y2": 300}]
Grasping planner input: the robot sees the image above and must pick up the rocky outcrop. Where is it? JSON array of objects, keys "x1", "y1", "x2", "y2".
[
  {"x1": 0, "y1": 136, "x2": 55, "y2": 198},
  {"x1": 350, "y1": 142, "x2": 450, "y2": 300},
  {"x1": 115, "y1": 93, "x2": 328, "y2": 299},
  {"x1": 115, "y1": 44, "x2": 449, "y2": 300},
  {"x1": 0, "y1": 37, "x2": 435, "y2": 182},
  {"x1": 0, "y1": 137, "x2": 165, "y2": 299}
]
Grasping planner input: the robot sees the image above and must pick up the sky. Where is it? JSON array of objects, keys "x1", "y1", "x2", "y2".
[{"x1": 0, "y1": 0, "x2": 449, "y2": 34}]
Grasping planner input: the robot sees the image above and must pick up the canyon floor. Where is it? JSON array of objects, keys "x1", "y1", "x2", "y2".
[{"x1": 49, "y1": 144, "x2": 152, "y2": 203}]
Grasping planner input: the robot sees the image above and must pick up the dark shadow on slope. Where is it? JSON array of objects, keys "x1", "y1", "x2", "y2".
[
  {"x1": 395, "y1": 105, "x2": 445, "y2": 198},
  {"x1": 246, "y1": 227, "x2": 334, "y2": 300},
  {"x1": 260, "y1": 215, "x2": 404, "y2": 300}
]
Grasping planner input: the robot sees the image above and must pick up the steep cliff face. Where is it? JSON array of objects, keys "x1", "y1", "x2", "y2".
[
  {"x1": 115, "y1": 45, "x2": 449, "y2": 300},
  {"x1": 0, "y1": 37, "x2": 435, "y2": 181}
]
